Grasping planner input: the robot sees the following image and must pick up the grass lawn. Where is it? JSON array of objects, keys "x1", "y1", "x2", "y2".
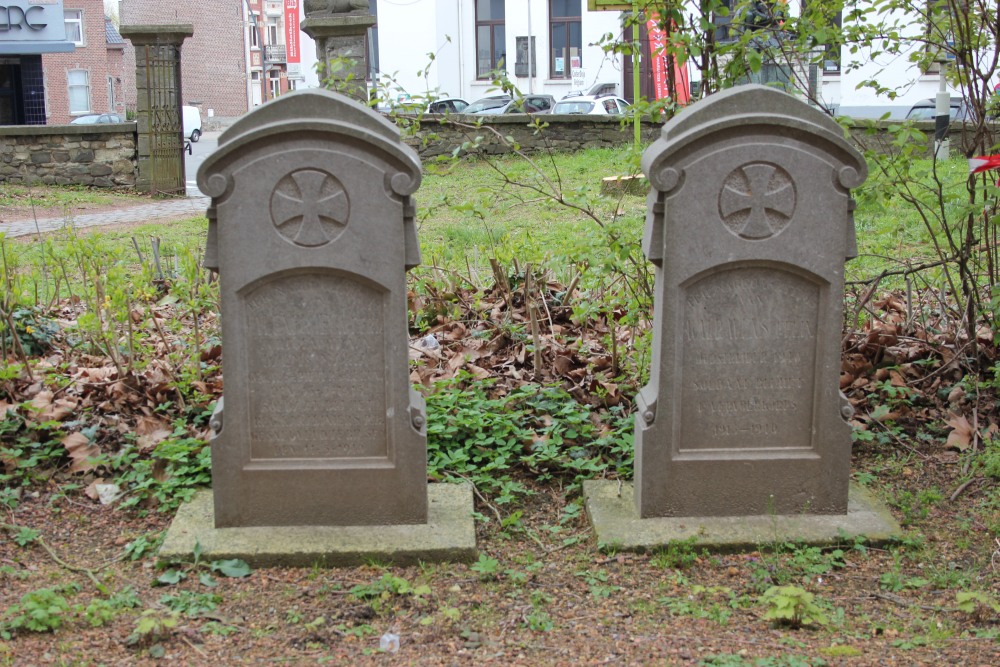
[{"x1": 0, "y1": 146, "x2": 998, "y2": 664}]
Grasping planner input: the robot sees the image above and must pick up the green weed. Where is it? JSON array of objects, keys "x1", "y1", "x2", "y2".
[
  {"x1": 155, "y1": 541, "x2": 251, "y2": 588},
  {"x1": 651, "y1": 536, "x2": 703, "y2": 569},
  {"x1": 1, "y1": 584, "x2": 80, "y2": 636},
  {"x1": 424, "y1": 377, "x2": 632, "y2": 503},
  {"x1": 759, "y1": 585, "x2": 829, "y2": 628}
]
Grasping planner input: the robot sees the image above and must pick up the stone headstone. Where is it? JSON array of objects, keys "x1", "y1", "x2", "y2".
[
  {"x1": 159, "y1": 89, "x2": 475, "y2": 567},
  {"x1": 635, "y1": 84, "x2": 864, "y2": 517},
  {"x1": 584, "y1": 86, "x2": 901, "y2": 549},
  {"x1": 198, "y1": 89, "x2": 426, "y2": 527}
]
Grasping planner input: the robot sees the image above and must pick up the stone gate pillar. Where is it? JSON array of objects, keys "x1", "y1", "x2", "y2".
[
  {"x1": 301, "y1": 2, "x2": 374, "y2": 104},
  {"x1": 120, "y1": 25, "x2": 193, "y2": 195}
]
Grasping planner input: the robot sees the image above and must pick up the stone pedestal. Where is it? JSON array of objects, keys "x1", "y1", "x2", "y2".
[
  {"x1": 301, "y1": 15, "x2": 375, "y2": 104},
  {"x1": 120, "y1": 25, "x2": 193, "y2": 195},
  {"x1": 585, "y1": 85, "x2": 901, "y2": 551}
]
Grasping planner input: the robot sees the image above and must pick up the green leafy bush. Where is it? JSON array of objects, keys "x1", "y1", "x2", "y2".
[
  {"x1": 424, "y1": 377, "x2": 632, "y2": 503},
  {"x1": 760, "y1": 585, "x2": 828, "y2": 627},
  {"x1": 2, "y1": 586, "x2": 77, "y2": 635}
]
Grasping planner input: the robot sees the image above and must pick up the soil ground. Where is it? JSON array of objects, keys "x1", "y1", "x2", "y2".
[{"x1": 1, "y1": 446, "x2": 997, "y2": 666}]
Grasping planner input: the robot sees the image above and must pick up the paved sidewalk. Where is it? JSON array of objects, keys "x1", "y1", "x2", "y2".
[{"x1": 0, "y1": 195, "x2": 210, "y2": 239}]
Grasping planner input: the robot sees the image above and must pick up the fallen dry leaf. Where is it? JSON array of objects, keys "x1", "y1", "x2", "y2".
[
  {"x1": 29, "y1": 391, "x2": 78, "y2": 422},
  {"x1": 945, "y1": 412, "x2": 975, "y2": 452},
  {"x1": 62, "y1": 432, "x2": 99, "y2": 473},
  {"x1": 83, "y1": 478, "x2": 107, "y2": 501}
]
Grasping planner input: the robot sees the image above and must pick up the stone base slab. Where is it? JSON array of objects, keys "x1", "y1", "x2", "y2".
[
  {"x1": 583, "y1": 480, "x2": 901, "y2": 552},
  {"x1": 159, "y1": 483, "x2": 477, "y2": 568}
]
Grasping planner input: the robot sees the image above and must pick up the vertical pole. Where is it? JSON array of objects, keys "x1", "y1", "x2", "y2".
[
  {"x1": 633, "y1": 1, "x2": 641, "y2": 144},
  {"x1": 527, "y1": 0, "x2": 534, "y2": 94},
  {"x1": 934, "y1": 60, "x2": 949, "y2": 160}
]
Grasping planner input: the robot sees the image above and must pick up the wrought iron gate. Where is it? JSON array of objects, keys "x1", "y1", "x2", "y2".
[{"x1": 140, "y1": 44, "x2": 185, "y2": 196}]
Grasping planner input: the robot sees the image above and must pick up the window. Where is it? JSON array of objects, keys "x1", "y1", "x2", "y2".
[
  {"x1": 64, "y1": 10, "x2": 84, "y2": 46},
  {"x1": 802, "y1": 1, "x2": 842, "y2": 74},
  {"x1": 249, "y1": 12, "x2": 260, "y2": 49},
  {"x1": 68, "y1": 69, "x2": 91, "y2": 114},
  {"x1": 549, "y1": 0, "x2": 581, "y2": 79},
  {"x1": 711, "y1": 0, "x2": 735, "y2": 43},
  {"x1": 823, "y1": 10, "x2": 843, "y2": 74},
  {"x1": 269, "y1": 70, "x2": 281, "y2": 99},
  {"x1": 267, "y1": 19, "x2": 279, "y2": 46},
  {"x1": 475, "y1": 0, "x2": 505, "y2": 79}
]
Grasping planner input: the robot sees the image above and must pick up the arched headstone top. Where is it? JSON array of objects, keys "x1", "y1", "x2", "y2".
[
  {"x1": 642, "y1": 85, "x2": 867, "y2": 194},
  {"x1": 198, "y1": 89, "x2": 422, "y2": 200}
]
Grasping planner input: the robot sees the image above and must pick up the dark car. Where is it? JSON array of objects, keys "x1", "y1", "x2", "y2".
[
  {"x1": 427, "y1": 97, "x2": 468, "y2": 114},
  {"x1": 70, "y1": 113, "x2": 125, "y2": 124},
  {"x1": 905, "y1": 97, "x2": 971, "y2": 122}
]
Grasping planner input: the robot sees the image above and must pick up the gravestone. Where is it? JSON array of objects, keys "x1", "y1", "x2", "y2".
[
  {"x1": 159, "y1": 89, "x2": 475, "y2": 566},
  {"x1": 584, "y1": 85, "x2": 901, "y2": 549}
]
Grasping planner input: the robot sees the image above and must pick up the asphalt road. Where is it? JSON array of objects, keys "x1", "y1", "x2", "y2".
[{"x1": 185, "y1": 131, "x2": 221, "y2": 198}]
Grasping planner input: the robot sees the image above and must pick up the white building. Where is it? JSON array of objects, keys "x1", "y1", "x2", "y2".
[
  {"x1": 297, "y1": 1, "x2": 627, "y2": 103},
  {"x1": 292, "y1": 1, "x2": 963, "y2": 118}
]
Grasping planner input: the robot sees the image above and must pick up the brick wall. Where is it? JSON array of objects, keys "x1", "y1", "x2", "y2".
[
  {"x1": 42, "y1": 0, "x2": 118, "y2": 124},
  {"x1": 120, "y1": 0, "x2": 249, "y2": 118}
]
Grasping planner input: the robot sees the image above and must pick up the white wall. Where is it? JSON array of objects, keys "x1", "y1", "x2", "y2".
[
  {"x1": 290, "y1": 1, "x2": 958, "y2": 117},
  {"x1": 297, "y1": 2, "x2": 320, "y2": 89},
  {"x1": 834, "y1": 7, "x2": 956, "y2": 118},
  {"x1": 292, "y1": 1, "x2": 625, "y2": 103}
]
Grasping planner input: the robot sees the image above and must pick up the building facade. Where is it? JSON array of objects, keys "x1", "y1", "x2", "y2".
[
  {"x1": 42, "y1": 4, "x2": 126, "y2": 124},
  {"x1": 296, "y1": 1, "x2": 629, "y2": 105},
  {"x1": 0, "y1": 0, "x2": 123, "y2": 125},
  {"x1": 118, "y1": 0, "x2": 249, "y2": 118},
  {"x1": 292, "y1": 1, "x2": 962, "y2": 119}
]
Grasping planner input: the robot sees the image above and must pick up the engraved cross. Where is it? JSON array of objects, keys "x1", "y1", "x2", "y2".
[
  {"x1": 719, "y1": 163, "x2": 795, "y2": 239},
  {"x1": 271, "y1": 169, "x2": 349, "y2": 247}
]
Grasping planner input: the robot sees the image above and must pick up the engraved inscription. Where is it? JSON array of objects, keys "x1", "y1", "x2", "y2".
[
  {"x1": 270, "y1": 169, "x2": 350, "y2": 247},
  {"x1": 719, "y1": 163, "x2": 795, "y2": 240},
  {"x1": 244, "y1": 272, "x2": 387, "y2": 459},
  {"x1": 680, "y1": 267, "x2": 818, "y2": 451}
]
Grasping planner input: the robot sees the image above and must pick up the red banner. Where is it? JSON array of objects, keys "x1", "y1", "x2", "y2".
[
  {"x1": 646, "y1": 13, "x2": 690, "y2": 105},
  {"x1": 285, "y1": 0, "x2": 300, "y2": 64}
]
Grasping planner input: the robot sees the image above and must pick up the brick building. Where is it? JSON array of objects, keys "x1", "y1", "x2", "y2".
[
  {"x1": 41, "y1": 2, "x2": 126, "y2": 125},
  {"x1": 0, "y1": 1, "x2": 123, "y2": 125},
  {"x1": 118, "y1": 0, "x2": 251, "y2": 119}
]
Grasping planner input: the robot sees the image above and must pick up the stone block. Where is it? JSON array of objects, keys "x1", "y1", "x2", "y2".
[
  {"x1": 584, "y1": 481, "x2": 902, "y2": 551},
  {"x1": 159, "y1": 484, "x2": 477, "y2": 568}
]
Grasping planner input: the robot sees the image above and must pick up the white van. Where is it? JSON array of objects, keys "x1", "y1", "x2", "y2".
[{"x1": 182, "y1": 105, "x2": 202, "y2": 142}]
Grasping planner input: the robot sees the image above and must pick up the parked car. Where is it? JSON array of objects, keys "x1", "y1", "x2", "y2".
[
  {"x1": 551, "y1": 95, "x2": 632, "y2": 116},
  {"x1": 182, "y1": 105, "x2": 203, "y2": 142},
  {"x1": 427, "y1": 97, "x2": 468, "y2": 114},
  {"x1": 70, "y1": 113, "x2": 124, "y2": 124},
  {"x1": 561, "y1": 82, "x2": 618, "y2": 100},
  {"x1": 464, "y1": 95, "x2": 510, "y2": 114},
  {"x1": 464, "y1": 94, "x2": 557, "y2": 114},
  {"x1": 905, "y1": 97, "x2": 972, "y2": 122}
]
